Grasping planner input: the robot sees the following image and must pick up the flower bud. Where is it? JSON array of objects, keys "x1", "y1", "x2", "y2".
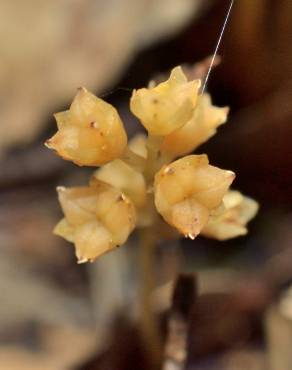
[
  {"x1": 130, "y1": 67, "x2": 201, "y2": 135},
  {"x1": 202, "y1": 190, "x2": 259, "y2": 240},
  {"x1": 154, "y1": 155, "x2": 235, "y2": 238},
  {"x1": 161, "y1": 94, "x2": 228, "y2": 158},
  {"x1": 46, "y1": 88, "x2": 127, "y2": 166},
  {"x1": 54, "y1": 180, "x2": 136, "y2": 263}
]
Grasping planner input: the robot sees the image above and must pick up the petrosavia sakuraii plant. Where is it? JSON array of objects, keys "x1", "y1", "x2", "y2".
[{"x1": 46, "y1": 67, "x2": 258, "y2": 263}]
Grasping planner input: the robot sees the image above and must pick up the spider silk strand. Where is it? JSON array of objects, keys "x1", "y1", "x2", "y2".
[{"x1": 201, "y1": 0, "x2": 235, "y2": 94}]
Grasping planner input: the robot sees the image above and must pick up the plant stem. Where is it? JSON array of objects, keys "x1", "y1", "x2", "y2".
[
  {"x1": 121, "y1": 146, "x2": 146, "y2": 172},
  {"x1": 144, "y1": 134, "x2": 164, "y2": 184},
  {"x1": 139, "y1": 227, "x2": 162, "y2": 368}
]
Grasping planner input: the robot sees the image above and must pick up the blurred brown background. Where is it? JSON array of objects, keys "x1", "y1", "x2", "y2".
[{"x1": 0, "y1": 1, "x2": 291, "y2": 369}]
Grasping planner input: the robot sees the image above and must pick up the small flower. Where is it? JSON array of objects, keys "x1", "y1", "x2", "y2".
[
  {"x1": 94, "y1": 159, "x2": 147, "y2": 209},
  {"x1": 93, "y1": 134, "x2": 151, "y2": 228},
  {"x1": 202, "y1": 190, "x2": 259, "y2": 240},
  {"x1": 161, "y1": 94, "x2": 228, "y2": 158},
  {"x1": 130, "y1": 66, "x2": 201, "y2": 135},
  {"x1": 154, "y1": 155, "x2": 235, "y2": 238},
  {"x1": 54, "y1": 180, "x2": 136, "y2": 263},
  {"x1": 46, "y1": 88, "x2": 127, "y2": 166}
]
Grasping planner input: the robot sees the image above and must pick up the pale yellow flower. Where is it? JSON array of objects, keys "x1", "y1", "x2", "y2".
[
  {"x1": 154, "y1": 155, "x2": 235, "y2": 238},
  {"x1": 130, "y1": 66, "x2": 201, "y2": 135},
  {"x1": 46, "y1": 88, "x2": 127, "y2": 166},
  {"x1": 161, "y1": 94, "x2": 228, "y2": 158},
  {"x1": 93, "y1": 133, "x2": 147, "y2": 209},
  {"x1": 94, "y1": 159, "x2": 147, "y2": 209},
  {"x1": 54, "y1": 180, "x2": 136, "y2": 263},
  {"x1": 202, "y1": 190, "x2": 259, "y2": 240}
]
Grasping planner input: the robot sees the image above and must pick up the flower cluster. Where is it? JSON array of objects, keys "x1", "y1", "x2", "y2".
[{"x1": 46, "y1": 66, "x2": 258, "y2": 263}]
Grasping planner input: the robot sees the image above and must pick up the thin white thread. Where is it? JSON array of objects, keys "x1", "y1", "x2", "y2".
[{"x1": 201, "y1": 0, "x2": 235, "y2": 94}]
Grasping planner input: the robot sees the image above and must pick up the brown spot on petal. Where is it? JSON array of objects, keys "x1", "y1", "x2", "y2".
[{"x1": 164, "y1": 167, "x2": 174, "y2": 175}]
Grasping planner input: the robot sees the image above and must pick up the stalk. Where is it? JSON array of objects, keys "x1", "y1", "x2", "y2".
[
  {"x1": 144, "y1": 135, "x2": 164, "y2": 184},
  {"x1": 121, "y1": 146, "x2": 146, "y2": 172},
  {"x1": 139, "y1": 227, "x2": 162, "y2": 368}
]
